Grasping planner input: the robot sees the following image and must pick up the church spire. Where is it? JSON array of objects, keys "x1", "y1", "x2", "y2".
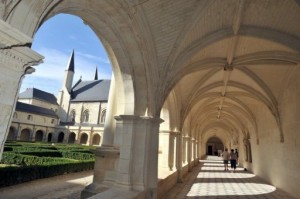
[
  {"x1": 94, "y1": 67, "x2": 98, "y2": 80},
  {"x1": 66, "y1": 50, "x2": 75, "y2": 72}
]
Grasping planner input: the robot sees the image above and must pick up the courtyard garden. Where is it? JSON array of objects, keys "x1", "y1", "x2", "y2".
[{"x1": 0, "y1": 141, "x2": 96, "y2": 187}]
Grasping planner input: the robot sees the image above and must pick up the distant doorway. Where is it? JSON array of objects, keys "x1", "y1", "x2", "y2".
[
  {"x1": 206, "y1": 137, "x2": 224, "y2": 156},
  {"x1": 58, "y1": 132, "x2": 64, "y2": 143},
  {"x1": 47, "y1": 133, "x2": 52, "y2": 142},
  {"x1": 207, "y1": 145, "x2": 213, "y2": 155}
]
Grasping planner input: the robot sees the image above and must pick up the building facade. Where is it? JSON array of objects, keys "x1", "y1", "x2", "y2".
[
  {"x1": 8, "y1": 51, "x2": 109, "y2": 146},
  {"x1": 0, "y1": 1, "x2": 299, "y2": 199}
]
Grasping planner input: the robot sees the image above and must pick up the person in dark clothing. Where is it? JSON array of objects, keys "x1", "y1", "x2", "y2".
[
  {"x1": 230, "y1": 149, "x2": 237, "y2": 172},
  {"x1": 235, "y1": 149, "x2": 239, "y2": 165}
]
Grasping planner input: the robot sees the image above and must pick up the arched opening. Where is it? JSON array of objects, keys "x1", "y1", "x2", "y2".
[
  {"x1": 92, "y1": 134, "x2": 101, "y2": 145},
  {"x1": 57, "y1": 132, "x2": 65, "y2": 143},
  {"x1": 70, "y1": 110, "x2": 76, "y2": 123},
  {"x1": 35, "y1": 130, "x2": 44, "y2": 142},
  {"x1": 206, "y1": 137, "x2": 224, "y2": 156},
  {"x1": 68, "y1": 132, "x2": 76, "y2": 144},
  {"x1": 47, "y1": 133, "x2": 53, "y2": 142},
  {"x1": 81, "y1": 110, "x2": 89, "y2": 123},
  {"x1": 100, "y1": 109, "x2": 106, "y2": 124},
  {"x1": 20, "y1": 129, "x2": 31, "y2": 141},
  {"x1": 80, "y1": 133, "x2": 88, "y2": 145},
  {"x1": 7, "y1": 127, "x2": 16, "y2": 140}
]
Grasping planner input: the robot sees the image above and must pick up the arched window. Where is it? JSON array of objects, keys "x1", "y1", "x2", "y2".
[
  {"x1": 13, "y1": 112, "x2": 18, "y2": 119},
  {"x1": 27, "y1": 115, "x2": 33, "y2": 121},
  {"x1": 100, "y1": 109, "x2": 106, "y2": 124},
  {"x1": 70, "y1": 110, "x2": 76, "y2": 122},
  {"x1": 51, "y1": 119, "x2": 55, "y2": 124},
  {"x1": 82, "y1": 110, "x2": 89, "y2": 123}
]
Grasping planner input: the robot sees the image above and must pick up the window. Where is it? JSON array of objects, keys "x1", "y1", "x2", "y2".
[
  {"x1": 27, "y1": 115, "x2": 33, "y2": 120},
  {"x1": 100, "y1": 109, "x2": 106, "y2": 124},
  {"x1": 82, "y1": 110, "x2": 89, "y2": 123},
  {"x1": 70, "y1": 110, "x2": 76, "y2": 122},
  {"x1": 51, "y1": 119, "x2": 55, "y2": 124},
  {"x1": 13, "y1": 112, "x2": 18, "y2": 119}
]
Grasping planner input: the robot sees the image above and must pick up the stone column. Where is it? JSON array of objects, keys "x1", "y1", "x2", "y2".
[
  {"x1": 182, "y1": 136, "x2": 187, "y2": 164},
  {"x1": 102, "y1": 73, "x2": 116, "y2": 146},
  {"x1": 16, "y1": 124, "x2": 22, "y2": 140},
  {"x1": 83, "y1": 115, "x2": 163, "y2": 199},
  {"x1": 187, "y1": 136, "x2": 192, "y2": 172},
  {"x1": 176, "y1": 131, "x2": 183, "y2": 182},
  {"x1": 168, "y1": 131, "x2": 176, "y2": 171},
  {"x1": 30, "y1": 126, "x2": 36, "y2": 141},
  {"x1": 193, "y1": 139, "x2": 198, "y2": 164},
  {"x1": 0, "y1": 20, "x2": 43, "y2": 159}
]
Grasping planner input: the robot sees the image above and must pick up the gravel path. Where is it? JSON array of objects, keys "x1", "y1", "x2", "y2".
[{"x1": 0, "y1": 170, "x2": 93, "y2": 199}]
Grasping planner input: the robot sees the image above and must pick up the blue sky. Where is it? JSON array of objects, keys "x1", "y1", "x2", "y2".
[{"x1": 21, "y1": 14, "x2": 112, "y2": 96}]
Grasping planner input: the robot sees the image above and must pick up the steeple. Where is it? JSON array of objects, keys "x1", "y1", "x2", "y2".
[
  {"x1": 66, "y1": 49, "x2": 75, "y2": 72},
  {"x1": 94, "y1": 67, "x2": 98, "y2": 80},
  {"x1": 62, "y1": 50, "x2": 75, "y2": 93}
]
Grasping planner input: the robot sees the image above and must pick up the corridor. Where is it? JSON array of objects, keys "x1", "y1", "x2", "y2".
[{"x1": 162, "y1": 156, "x2": 296, "y2": 199}]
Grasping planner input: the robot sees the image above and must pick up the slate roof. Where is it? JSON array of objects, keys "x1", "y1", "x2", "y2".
[
  {"x1": 16, "y1": 102, "x2": 58, "y2": 118},
  {"x1": 19, "y1": 88, "x2": 58, "y2": 105},
  {"x1": 70, "y1": 79, "x2": 110, "y2": 102}
]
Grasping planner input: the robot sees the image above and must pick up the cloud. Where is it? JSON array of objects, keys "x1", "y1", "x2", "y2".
[{"x1": 76, "y1": 51, "x2": 110, "y2": 64}]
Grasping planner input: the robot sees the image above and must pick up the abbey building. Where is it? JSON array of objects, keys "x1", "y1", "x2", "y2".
[{"x1": 7, "y1": 51, "x2": 109, "y2": 146}]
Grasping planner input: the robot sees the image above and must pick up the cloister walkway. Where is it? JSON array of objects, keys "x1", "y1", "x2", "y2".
[{"x1": 162, "y1": 156, "x2": 296, "y2": 199}]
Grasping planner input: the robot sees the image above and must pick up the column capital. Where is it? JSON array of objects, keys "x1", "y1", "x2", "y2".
[
  {"x1": 114, "y1": 115, "x2": 164, "y2": 124},
  {"x1": 0, "y1": 20, "x2": 43, "y2": 73}
]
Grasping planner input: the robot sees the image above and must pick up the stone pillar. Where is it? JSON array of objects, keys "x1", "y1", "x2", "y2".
[
  {"x1": 16, "y1": 124, "x2": 22, "y2": 140},
  {"x1": 176, "y1": 131, "x2": 183, "y2": 182},
  {"x1": 43, "y1": 127, "x2": 48, "y2": 142},
  {"x1": 193, "y1": 139, "x2": 198, "y2": 164},
  {"x1": 30, "y1": 126, "x2": 36, "y2": 141},
  {"x1": 187, "y1": 136, "x2": 192, "y2": 172},
  {"x1": 0, "y1": 20, "x2": 43, "y2": 159},
  {"x1": 83, "y1": 115, "x2": 163, "y2": 199},
  {"x1": 182, "y1": 136, "x2": 187, "y2": 164},
  {"x1": 102, "y1": 73, "x2": 116, "y2": 146},
  {"x1": 168, "y1": 131, "x2": 176, "y2": 171}
]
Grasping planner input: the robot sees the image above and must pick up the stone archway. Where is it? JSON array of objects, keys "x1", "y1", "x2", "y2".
[
  {"x1": 35, "y1": 130, "x2": 44, "y2": 142},
  {"x1": 20, "y1": 129, "x2": 31, "y2": 141},
  {"x1": 206, "y1": 137, "x2": 224, "y2": 156},
  {"x1": 57, "y1": 132, "x2": 64, "y2": 143},
  {"x1": 92, "y1": 134, "x2": 101, "y2": 145},
  {"x1": 80, "y1": 133, "x2": 88, "y2": 145},
  {"x1": 68, "y1": 132, "x2": 76, "y2": 144},
  {"x1": 47, "y1": 133, "x2": 53, "y2": 142},
  {"x1": 7, "y1": 127, "x2": 17, "y2": 141}
]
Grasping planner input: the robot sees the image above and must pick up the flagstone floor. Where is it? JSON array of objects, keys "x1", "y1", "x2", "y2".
[{"x1": 162, "y1": 156, "x2": 297, "y2": 199}]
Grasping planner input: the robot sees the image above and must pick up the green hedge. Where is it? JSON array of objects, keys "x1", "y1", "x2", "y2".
[
  {"x1": 0, "y1": 161, "x2": 94, "y2": 187},
  {"x1": 0, "y1": 142, "x2": 96, "y2": 187},
  {"x1": 60, "y1": 151, "x2": 95, "y2": 161},
  {"x1": 2, "y1": 153, "x2": 76, "y2": 166},
  {"x1": 20, "y1": 151, "x2": 63, "y2": 158}
]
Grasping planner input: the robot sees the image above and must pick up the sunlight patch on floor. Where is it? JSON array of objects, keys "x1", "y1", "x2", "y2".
[{"x1": 186, "y1": 182, "x2": 276, "y2": 196}]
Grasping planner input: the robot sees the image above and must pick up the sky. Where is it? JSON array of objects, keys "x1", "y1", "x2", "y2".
[{"x1": 20, "y1": 14, "x2": 112, "y2": 96}]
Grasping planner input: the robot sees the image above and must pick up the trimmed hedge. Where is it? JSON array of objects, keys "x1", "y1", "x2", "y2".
[
  {"x1": 2, "y1": 153, "x2": 76, "y2": 166},
  {"x1": 0, "y1": 141, "x2": 96, "y2": 187},
  {"x1": 0, "y1": 161, "x2": 94, "y2": 187}
]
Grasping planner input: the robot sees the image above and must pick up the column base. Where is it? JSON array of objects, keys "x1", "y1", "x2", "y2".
[
  {"x1": 81, "y1": 146, "x2": 120, "y2": 198},
  {"x1": 87, "y1": 187, "x2": 144, "y2": 199}
]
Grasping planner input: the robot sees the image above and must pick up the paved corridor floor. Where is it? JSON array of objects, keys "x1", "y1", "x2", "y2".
[{"x1": 162, "y1": 156, "x2": 297, "y2": 199}]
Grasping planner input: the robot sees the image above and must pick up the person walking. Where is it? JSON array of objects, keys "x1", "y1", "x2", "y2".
[
  {"x1": 235, "y1": 149, "x2": 239, "y2": 166},
  {"x1": 222, "y1": 148, "x2": 230, "y2": 171},
  {"x1": 230, "y1": 149, "x2": 237, "y2": 172}
]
